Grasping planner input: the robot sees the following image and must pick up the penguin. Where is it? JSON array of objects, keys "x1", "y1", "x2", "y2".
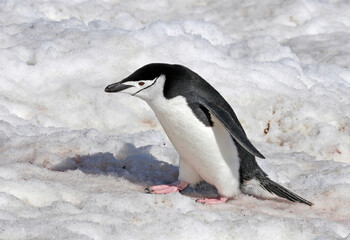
[{"x1": 105, "y1": 63, "x2": 313, "y2": 205}]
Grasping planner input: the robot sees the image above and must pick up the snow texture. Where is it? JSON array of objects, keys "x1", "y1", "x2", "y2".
[{"x1": 0, "y1": 0, "x2": 349, "y2": 239}]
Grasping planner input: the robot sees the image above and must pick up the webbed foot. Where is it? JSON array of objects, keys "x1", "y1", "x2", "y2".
[{"x1": 145, "y1": 180, "x2": 189, "y2": 194}]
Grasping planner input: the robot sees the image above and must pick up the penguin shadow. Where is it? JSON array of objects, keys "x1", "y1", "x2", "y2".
[{"x1": 51, "y1": 143, "x2": 219, "y2": 198}]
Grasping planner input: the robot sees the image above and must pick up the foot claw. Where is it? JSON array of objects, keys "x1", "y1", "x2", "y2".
[{"x1": 144, "y1": 187, "x2": 151, "y2": 194}]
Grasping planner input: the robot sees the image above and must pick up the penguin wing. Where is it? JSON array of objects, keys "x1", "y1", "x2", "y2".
[{"x1": 199, "y1": 100, "x2": 265, "y2": 159}]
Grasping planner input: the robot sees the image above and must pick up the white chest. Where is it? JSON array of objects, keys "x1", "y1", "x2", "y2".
[
  {"x1": 150, "y1": 96, "x2": 236, "y2": 163},
  {"x1": 146, "y1": 95, "x2": 241, "y2": 197},
  {"x1": 148, "y1": 96, "x2": 210, "y2": 153}
]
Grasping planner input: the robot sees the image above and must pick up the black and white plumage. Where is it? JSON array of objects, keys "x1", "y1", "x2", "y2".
[{"x1": 105, "y1": 63, "x2": 313, "y2": 206}]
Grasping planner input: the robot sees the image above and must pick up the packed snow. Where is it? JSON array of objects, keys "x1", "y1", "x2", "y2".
[{"x1": 0, "y1": 0, "x2": 350, "y2": 239}]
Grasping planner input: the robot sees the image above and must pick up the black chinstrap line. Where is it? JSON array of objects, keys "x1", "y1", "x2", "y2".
[{"x1": 132, "y1": 77, "x2": 159, "y2": 96}]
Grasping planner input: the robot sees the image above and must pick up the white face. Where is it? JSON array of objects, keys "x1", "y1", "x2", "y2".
[{"x1": 105, "y1": 74, "x2": 166, "y2": 102}]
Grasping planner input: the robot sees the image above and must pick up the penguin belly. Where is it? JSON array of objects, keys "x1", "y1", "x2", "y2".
[{"x1": 148, "y1": 96, "x2": 241, "y2": 197}]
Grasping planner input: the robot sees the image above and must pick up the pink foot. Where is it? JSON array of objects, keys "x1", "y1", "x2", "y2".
[
  {"x1": 145, "y1": 180, "x2": 189, "y2": 194},
  {"x1": 196, "y1": 196, "x2": 229, "y2": 204}
]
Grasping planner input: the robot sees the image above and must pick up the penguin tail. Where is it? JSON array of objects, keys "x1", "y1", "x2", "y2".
[
  {"x1": 235, "y1": 138, "x2": 313, "y2": 206},
  {"x1": 257, "y1": 175, "x2": 313, "y2": 206}
]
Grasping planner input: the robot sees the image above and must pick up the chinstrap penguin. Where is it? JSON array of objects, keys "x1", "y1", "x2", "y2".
[{"x1": 105, "y1": 63, "x2": 313, "y2": 205}]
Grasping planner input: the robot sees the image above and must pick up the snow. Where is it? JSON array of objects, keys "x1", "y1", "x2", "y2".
[{"x1": 0, "y1": 0, "x2": 349, "y2": 239}]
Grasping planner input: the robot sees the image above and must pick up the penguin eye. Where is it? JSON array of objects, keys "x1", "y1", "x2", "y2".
[{"x1": 139, "y1": 82, "x2": 145, "y2": 86}]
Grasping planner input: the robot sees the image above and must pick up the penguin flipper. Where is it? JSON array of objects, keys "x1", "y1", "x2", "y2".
[
  {"x1": 199, "y1": 100, "x2": 313, "y2": 205},
  {"x1": 199, "y1": 101, "x2": 265, "y2": 159}
]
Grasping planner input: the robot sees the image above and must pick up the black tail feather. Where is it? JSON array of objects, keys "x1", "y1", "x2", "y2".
[
  {"x1": 235, "y1": 137, "x2": 313, "y2": 206},
  {"x1": 259, "y1": 177, "x2": 313, "y2": 206}
]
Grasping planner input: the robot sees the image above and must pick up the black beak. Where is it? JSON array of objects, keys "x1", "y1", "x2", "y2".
[{"x1": 105, "y1": 82, "x2": 132, "y2": 93}]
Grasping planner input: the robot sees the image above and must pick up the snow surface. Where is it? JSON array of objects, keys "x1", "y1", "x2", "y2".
[{"x1": 0, "y1": 0, "x2": 350, "y2": 239}]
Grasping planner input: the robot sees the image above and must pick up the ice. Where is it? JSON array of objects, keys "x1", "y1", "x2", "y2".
[{"x1": 0, "y1": 0, "x2": 350, "y2": 239}]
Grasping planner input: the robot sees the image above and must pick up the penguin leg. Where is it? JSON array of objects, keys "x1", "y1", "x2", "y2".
[
  {"x1": 178, "y1": 158, "x2": 203, "y2": 184},
  {"x1": 196, "y1": 196, "x2": 229, "y2": 204},
  {"x1": 146, "y1": 180, "x2": 189, "y2": 194}
]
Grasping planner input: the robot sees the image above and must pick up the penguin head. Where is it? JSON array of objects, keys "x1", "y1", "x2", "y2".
[{"x1": 105, "y1": 63, "x2": 170, "y2": 101}]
